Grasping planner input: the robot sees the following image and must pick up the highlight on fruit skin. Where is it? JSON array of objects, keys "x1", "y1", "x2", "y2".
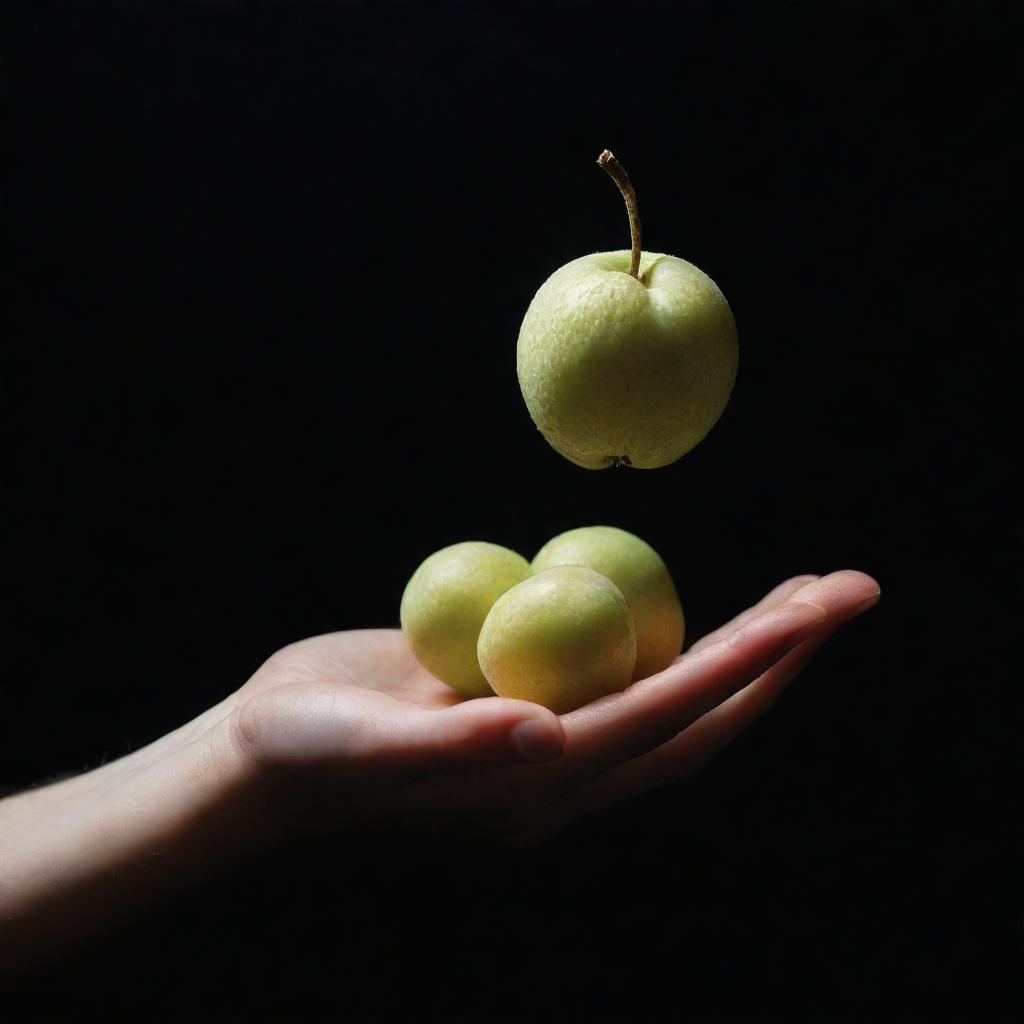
[
  {"x1": 531, "y1": 525, "x2": 684, "y2": 679},
  {"x1": 477, "y1": 565, "x2": 637, "y2": 714},
  {"x1": 399, "y1": 541, "x2": 533, "y2": 697}
]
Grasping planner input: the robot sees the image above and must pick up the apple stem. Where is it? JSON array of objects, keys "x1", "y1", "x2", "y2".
[{"x1": 597, "y1": 149, "x2": 642, "y2": 281}]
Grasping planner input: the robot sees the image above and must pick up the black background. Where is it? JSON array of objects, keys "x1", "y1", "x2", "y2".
[{"x1": 4, "y1": 1, "x2": 1019, "y2": 1019}]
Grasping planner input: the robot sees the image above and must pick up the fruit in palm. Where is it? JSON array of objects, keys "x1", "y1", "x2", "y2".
[
  {"x1": 477, "y1": 565, "x2": 637, "y2": 713},
  {"x1": 400, "y1": 541, "x2": 532, "y2": 697},
  {"x1": 532, "y1": 525, "x2": 684, "y2": 679}
]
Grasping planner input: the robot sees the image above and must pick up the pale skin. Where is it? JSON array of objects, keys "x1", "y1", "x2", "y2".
[{"x1": 0, "y1": 569, "x2": 879, "y2": 975}]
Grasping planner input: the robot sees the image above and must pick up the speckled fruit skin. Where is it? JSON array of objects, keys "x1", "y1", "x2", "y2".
[
  {"x1": 400, "y1": 541, "x2": 533, "y2": 697},
  {"x1": 477, "y1": 565, "x2": 637, "y2": 714},
  {"x1": 517, "y1": 250, "x2": 738, "y2": 469},
  {"x1": 532, "y1": 525, "x2": 684, "y2": 680}
]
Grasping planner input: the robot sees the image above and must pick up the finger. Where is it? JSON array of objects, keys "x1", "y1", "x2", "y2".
[
  {"x1": 543, "y1": 629, "x2": 835, "y2": 830},
  {"x1": 393, "y1": 578, "x2": 825, "y2": 796},
  {"x1": 385, "y1": 631, "x2": 832, "y2": 844},
  {"x1": 667, "y1": 630, "x2": 834, "y2": 776},
  {"x1": 685, "y1": 574, "x2": 820, "y2": 657},
  {"x1": 536, "y1": 570, "x2": 880, "y2": 833},
  {"x1": 233, "y1": 684, "x2": 566, "y2": 782},
  {"x1": 554, "y1": 570, "x2": 880, "y2": 786},
  {"x1": 363, "y1": 699, "x2": 567, "y2": 834},
  {"x1": 381, "y1": 605, "x2": 823, "y2": 828},
  {"x1": 399, "y1": 697, "x2": 566, "y2": 772}
]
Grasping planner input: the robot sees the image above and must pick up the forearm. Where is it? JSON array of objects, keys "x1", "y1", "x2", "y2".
[{"x1": 0, "y1": 696, "x2": 263, "y2": 975}]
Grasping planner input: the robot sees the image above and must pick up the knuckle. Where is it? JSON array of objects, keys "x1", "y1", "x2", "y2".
[{"x1": 230, "y1": 697, "x2": 276, "y2": 769}]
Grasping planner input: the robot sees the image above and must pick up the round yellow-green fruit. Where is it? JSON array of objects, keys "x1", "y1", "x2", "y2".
[
  {"x1": 517, "y1": 250, "x2": 738, "y2": 469},
  {"x1": 477, "y1": 565, "x2": 637, "y2": 714},
  {"x1": 400, "y1": 541, "x2": 532, "y2": 697},
  {"x1": 532, "y1": 525, "x2": 684, "y2": 679}
]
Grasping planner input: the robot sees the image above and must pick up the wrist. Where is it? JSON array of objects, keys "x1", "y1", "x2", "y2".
[{"x1": 0, "y1": 693, "x2": 269, "y2": 974}]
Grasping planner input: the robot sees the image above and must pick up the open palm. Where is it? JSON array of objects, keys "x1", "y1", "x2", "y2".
[{"x1": 230, "y1": 570, "x2": 879, "y2": 843}]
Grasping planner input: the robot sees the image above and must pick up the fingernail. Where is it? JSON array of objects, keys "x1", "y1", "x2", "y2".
[
  {"x1": 847, "y1": 586, "x2": 881, "y2": 619},
  {"x1": 510, "y1": 719, "x2": 564, "y2": 763}
]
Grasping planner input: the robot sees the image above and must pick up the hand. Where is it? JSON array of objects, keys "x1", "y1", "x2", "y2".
[
  {"x1": 230, "y1": 569, "x2": 880, "y2": 844},
  {"x1": 0, "y1": 568, "x2": 878, "y2": 973}
]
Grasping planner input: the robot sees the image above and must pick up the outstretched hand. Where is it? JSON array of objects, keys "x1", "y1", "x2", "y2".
[
  {"x1": 0, "y1": 569, "x2": 878, "y2": 973},
  {"x1": 230, "y1": 569, "x2": 879, "y2": 844}
]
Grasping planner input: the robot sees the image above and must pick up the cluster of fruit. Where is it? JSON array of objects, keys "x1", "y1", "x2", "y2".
[
  {"x1": 400, "y1": 527, "x2": 684, "y2": 713},
  {"x1": 401, "y1": 151, "x2": 736, "y2": 712}
]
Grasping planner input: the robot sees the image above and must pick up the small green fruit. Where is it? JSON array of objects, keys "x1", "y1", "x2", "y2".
[
  {"x1": 532, "y1": 525, "x2": 684, "y2": 680},
  {"x1": 477, "y1": 565, "x2": 637, "y2": 714},
  {"x1": 400, "y1": 541, "x2": 532, "y2": 697}
]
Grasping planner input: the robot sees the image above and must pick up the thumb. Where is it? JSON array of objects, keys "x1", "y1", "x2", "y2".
[
  {"x1": 398, "y1": 697, "x2": 566, "y2": 773},
  {"x1": 232, "y1": 683, "x2": 565, "y2": 780}
]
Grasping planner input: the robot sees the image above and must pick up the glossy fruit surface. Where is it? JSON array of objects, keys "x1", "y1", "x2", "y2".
[
  {"x1": 517, "y1": 250, "x2": 738, "y2": 469},
  {"x1": 477, "y1": 565, "x2": 636, "y2": 713},
  {"x1": 532, "y1": 525, "x2": 684, "y2": 679},
  {"x1": 400, "y1": 541, "x2": 532, "y2": 697}
]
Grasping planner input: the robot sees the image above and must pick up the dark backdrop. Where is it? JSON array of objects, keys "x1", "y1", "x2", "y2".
[{"x1": 4, "y1": 1, "x2": 1018, "y2": 1019}]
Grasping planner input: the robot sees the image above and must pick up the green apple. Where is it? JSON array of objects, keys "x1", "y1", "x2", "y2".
[
  {"x1": 516, "y1": 150, "x2": 738, "y2": 469},
  {"x1": 531, "y1": 525, "x2": 684, "y2": 680},
  {"x1": 400, "y1": 541, "x2": 532, "y2": 697},
  {"x1": 477, "y1": 565, "x2": 637, "y2": 714}
]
